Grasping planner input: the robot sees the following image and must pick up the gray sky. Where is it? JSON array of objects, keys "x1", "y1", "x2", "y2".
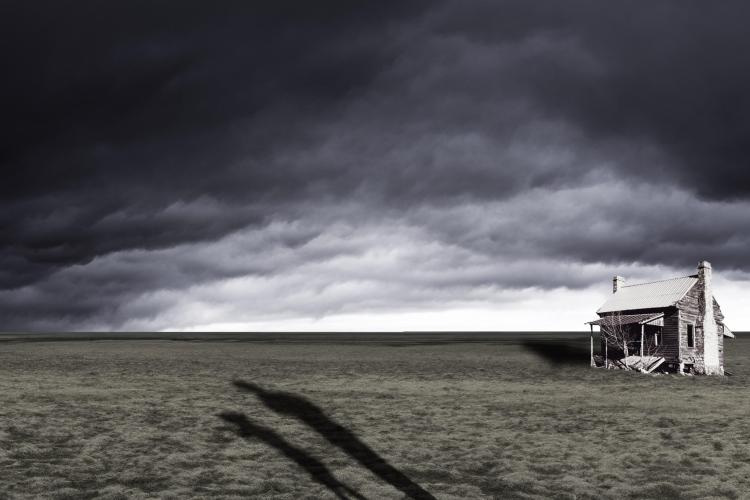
[{"x1": 2, "y1": 1, "x2": 750, "y2": 331}]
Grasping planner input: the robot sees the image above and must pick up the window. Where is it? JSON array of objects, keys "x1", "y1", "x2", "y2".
[{"x1": 687, "y1": 324, "x2": 695, "y2": 348}]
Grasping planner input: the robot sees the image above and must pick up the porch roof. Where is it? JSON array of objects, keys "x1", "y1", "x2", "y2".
[{"x1": 586, "y1": 313, "x2": 664, "y2": 326}]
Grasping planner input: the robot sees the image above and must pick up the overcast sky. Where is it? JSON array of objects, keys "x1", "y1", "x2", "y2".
[{"x1": 2, "y1": 1, "x2": 750, "y2": 331}]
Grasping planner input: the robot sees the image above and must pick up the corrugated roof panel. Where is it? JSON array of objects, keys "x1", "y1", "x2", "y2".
[
  {"x1": 597, "y1": 276, "x2": 698, "y2": 313},
  {"x1": 586, "y1": 313, "x2": 664, "y2": 326}
]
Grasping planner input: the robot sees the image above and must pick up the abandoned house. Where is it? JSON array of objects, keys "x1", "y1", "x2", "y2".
[{"x1": 587, "y1": 260, "x2": 733, "y2": 375}]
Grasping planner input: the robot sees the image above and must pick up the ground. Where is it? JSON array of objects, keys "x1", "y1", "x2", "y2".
[{"x1": 0, "y1": 332, "x2": 748, "y2": 499}]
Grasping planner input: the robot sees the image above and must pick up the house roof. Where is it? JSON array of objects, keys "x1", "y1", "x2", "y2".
[
  {"x1": 597, "y1": 275, "x2": 698, "y2": 314},
  {"x1": 586, "y1": 313, "x2": 664, "y2": 326},
  {"x1": 719, "y1": 321, "x2": 735, "y2": 339}
]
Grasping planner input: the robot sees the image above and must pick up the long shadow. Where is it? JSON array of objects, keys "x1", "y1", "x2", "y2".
[
  {"x1": 233, "y1": 380, "x2": 436, "y2": 500},
  {"x1": 218, "y1": 411, "x2": 366, "y2": 500},
  {"x1": 521, "y1": 340, "x2": 590, "y2": 365}
]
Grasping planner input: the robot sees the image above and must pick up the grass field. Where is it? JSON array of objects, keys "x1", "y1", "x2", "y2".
[{"x1": 1, "y1": 332, "x2": 749, "y2": 499}]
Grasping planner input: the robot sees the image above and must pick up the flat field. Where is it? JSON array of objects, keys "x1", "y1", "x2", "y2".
[{"x1": 1, "y1": 332, "x2": 749, "y2": 500}]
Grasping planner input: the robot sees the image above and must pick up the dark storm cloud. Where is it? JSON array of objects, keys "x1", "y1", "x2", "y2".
[
  {"x1": 432, "y1": 0, "x2": 750, "y2": 199},
  {"x1": 2, "y1": 1, "x2": 750, "y2": 329},
  {"x1": 1, "y1": 1, "x2": 427, "y2": 285}
]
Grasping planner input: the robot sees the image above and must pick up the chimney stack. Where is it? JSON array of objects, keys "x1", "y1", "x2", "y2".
[
  {"x1": 698, "y1": 260, "x2": 720, "y2": 374},
  {"x1": 613, "y1": 276, "x2": 625, "y2": 293}
]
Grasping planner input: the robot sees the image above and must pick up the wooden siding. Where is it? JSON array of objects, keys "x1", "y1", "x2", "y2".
[
  {"x1": 715, "y1": 298, "x2": 725, "y2": 367},
  {"x1": 661, "y1": 308, "x2": 680, "y2": 361},
  {"x1": 677, "y1": 281, "x2": 702, "y2": 368},
  {"x1": 676, "y1": 283, "x2": 726, "y2": 372}
]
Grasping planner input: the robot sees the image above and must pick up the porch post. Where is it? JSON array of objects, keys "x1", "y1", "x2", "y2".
[
  {"x1": 640, "y1": 324, "x2": 645, "y2": 357},
  {"x1": 604, "y1": 336, "x2": 608, "y2": 368},
  {"x1": 590, "y1": 324, "x2": 594, "y2": 367}
]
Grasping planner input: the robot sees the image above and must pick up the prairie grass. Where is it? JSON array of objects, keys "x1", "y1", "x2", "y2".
[{"x1": 0, "y1": 333, "x2": 748, "y2": 499}]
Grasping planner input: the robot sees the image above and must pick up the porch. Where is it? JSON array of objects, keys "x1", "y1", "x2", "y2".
[{"x1": 586, "y1": 313, "x2": 666, "y2": 373}]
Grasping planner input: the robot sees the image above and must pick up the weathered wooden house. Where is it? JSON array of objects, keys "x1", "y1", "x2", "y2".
[{"x1": 587, "y1": 261, "x2": 733, "y2": 375}]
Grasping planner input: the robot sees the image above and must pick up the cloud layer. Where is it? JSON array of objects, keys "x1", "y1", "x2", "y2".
[{"x1": 2, "y1": 1, "x2": 750, "y2": 330}]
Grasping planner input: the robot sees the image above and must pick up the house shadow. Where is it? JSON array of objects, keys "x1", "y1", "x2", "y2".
[
  {"x1": 521, "y1": 340, "x2": 590, "y2": 365},
  {"x1": 220, "y1": 380, "x2": 435, "y2": 500}
]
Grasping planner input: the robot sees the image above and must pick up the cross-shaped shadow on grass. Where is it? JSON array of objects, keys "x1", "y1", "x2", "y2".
[
  {"x1": 218, "y1": 411, "x2": 366, "y2": 500},
  {"x1": 219, "y1": 380, "x2": 436, "y2": 500}
]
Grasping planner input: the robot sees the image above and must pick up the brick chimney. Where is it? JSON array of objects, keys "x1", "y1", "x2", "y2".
[
  {"x1": 613, "y1": 275, "x2": 625, "y2": 293},
  {"x1": 698, "y1": 260, "x2": 721, "y2": 374}
]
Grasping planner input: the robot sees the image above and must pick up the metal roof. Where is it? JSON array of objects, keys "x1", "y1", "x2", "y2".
[
  {"x1": 586, "y1": 313, "x2": 664, "y2": 326},
  {"x1": 597, "y1": 275, "x2": 698, "y2": 314}
]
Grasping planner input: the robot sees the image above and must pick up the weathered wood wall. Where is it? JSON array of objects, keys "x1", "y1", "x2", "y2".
[
  {"x1": 676, "y1": 282, "x2": 726, "y2": 372},
  {"x1": 677, "y1": 281, "x2": 702, "y2": 369},
  {"x1": 714, "y1": 298, "x2": 725, "y2": 368},
  {"x1": 661, "y1": 308, "x2": 680, "y2": 361}
]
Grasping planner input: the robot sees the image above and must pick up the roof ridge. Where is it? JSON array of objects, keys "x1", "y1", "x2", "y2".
[{"x1": 621, "y1": 274, "x2": 697, "y2": 288}]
